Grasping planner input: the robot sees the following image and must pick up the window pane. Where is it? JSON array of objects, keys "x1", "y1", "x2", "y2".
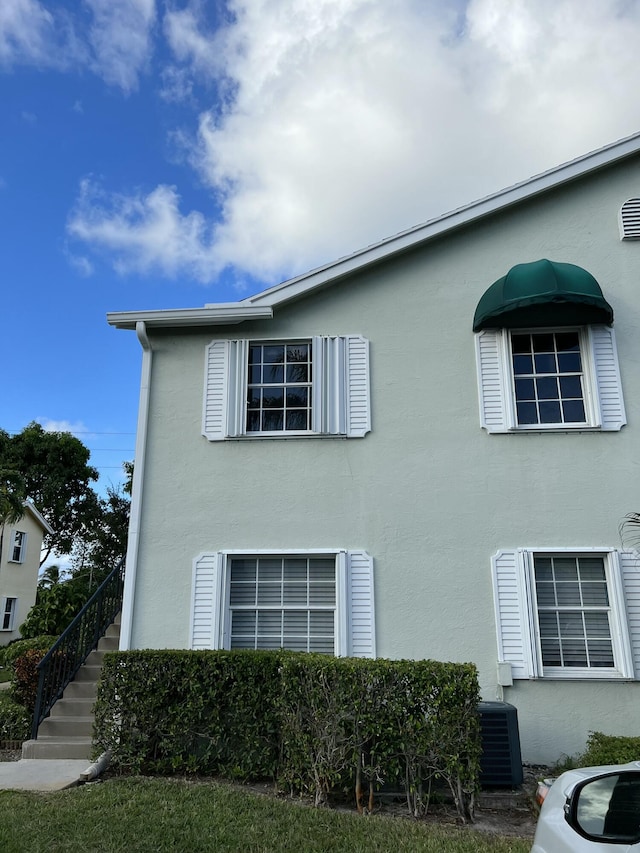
[
  {"x1": 232, "y1": 560, "x2": 257, "y2": 582},
  {"x1": 540, "y1": 639, "x2": 561, "y2": 666},
  {"x1": 285, "y1": 411, "x2": 308, "y2": 430},
  {"x1": 554, "y1": 558, "x2": 578, "y2": 581},
  {"x1": 515, "y1": 378, "x2": 535, "y2": 400},
  {"x1": 263, "y1": 345, "x2": 284, "y2": 363},
  {"x1": 516, "y1": 401, "x2": 538, "y2": 424},
  {"x1": 513, "y1": 354, "x2": 533, "y2": 375},
  {"x1": 263, "y1": 388, "x2": 284, "y2": 408},
  {"x1": 284, "y1": 559, "x2": 307, "y2": 582},
  {"x1": 230, "y1": 584, "x2": 257, "y2": 606},
  {"x1": 258, "y1": 611, "x2": 282, "y2": 635},
  {"x1": 283, "y1": 583, "x2": 308, "y2": 605},
  {"x1": 286, "y1": 388, "x2": 308, "y2": 407},
  {"x1": 283, "y1": 611, "x2": 308, "y2": 633},
  {"x1": 534, "y1": 354, "x2": 557, "y2": 374},
  {"x1": 581, "y1": 582, "x2": 609, "y2": 606},
  {"x1": 538, "y1": 612, "x2": 559, "y2": 637},
  {"x1": 309, "y1": 584, "x2": 336, "y2": 606},
  {"x1": 511, "y1": 334, "x2": 531, "y2": 354},
  {"x1": 556, "y1": 332, "x2": 580, "y2": 352},
  {"x1": 532, "y1": 334, "x2": 555, "y2": 352},
  {"x1": 556, "y1": 582, "x2": 581, "y2": 606},
  {"x1": 558, "y1": 611, "x2": 584, "y2": 635},
  {"x1": 287, "y1": 344, "x2": 309, "y2": 361},
  {"x1": 310, "y1": 611, "x2": 334, "y2": 633},
  {"x1": 559, "y1": 375, "x2": 583, "y2": 398},
  {"x1": 286, "y1": 363, "x2": 308, "y2": 383},
  {"x1": 587, "y1": 639, "x2": 614, "y2": 667},
  {"x1": 562, "y1": 399, "x2": 586, "y2": 422},
  {"x1": 584, "y1": 612, "x2": 611, "y2": 637},
  {"x1": 262, "y1": 411, "x2": 284, "y2": 431},
  {"x1": 310, "y1": 559, "x2": 336, "y2": 581},
  {"x1": 309, "y1": 637, "x2": 335, "y2": 654},
  {"x1": 534, "y1": 557, "x2": 553, "y2": 580},
  {"x1": 246, "y1": 411, "x2": 260, "y2": 431},
  {"x1": 561, "y1": 638, "x2": 587, "y2": 666},
  {"x1": 538, "y1": 401, "x2": 562, "y2": 423},
  {"x1": 557, "y1": 352, "x2": 582, "y2": 372},
  {"x1": 257, "y1": 584, "x2": 282, "y2": 605},
  {"x1": 536, "y1": 377, "x2": 559, "y2": 400},
  {"x1": 259, "y1": 560, "x2": 282, "y2": 582},
  {"x1": 579, "y1": 558, "x2": 606, "y2": 581},
  {"x1": 536, "y1": 582, "x2": 556, "y2": 607}
]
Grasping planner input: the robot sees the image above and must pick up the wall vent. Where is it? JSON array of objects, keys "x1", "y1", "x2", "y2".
[
  {"x1": 620, "y1": 199, "x2": 640, "y2": 240},
  {"x1": 478, "y1": 701, "x2": 523, "y2": 788}
]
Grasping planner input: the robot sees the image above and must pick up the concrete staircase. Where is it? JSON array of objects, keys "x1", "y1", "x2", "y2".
[{"x1": 21, "y1": 614, "x2": 120, "y2": 760}]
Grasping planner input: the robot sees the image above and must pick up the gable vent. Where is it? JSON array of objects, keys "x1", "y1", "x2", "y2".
[{"x1": 620, "y1": 198, "x2": 640, "y2": 240}]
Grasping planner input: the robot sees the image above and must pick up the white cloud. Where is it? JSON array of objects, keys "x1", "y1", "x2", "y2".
[
  {"x1": 67, "y1": 178, "x2": 220, "y2": 282},
  {"x1": 68, "y1": 0, "x2": 640, "y2": 285},
  {"x1": 37, "y1": 418, "x2": 92, "y2": 436},
  {"x1": 85, "y1": 0, "x2": 156, "y2": 93},
  {"x1": 0, "y1": 0, "x2": 155, "y2": 91},
  {"x1": 0, "y1": 0, "x2": 78, "y2": 69}
]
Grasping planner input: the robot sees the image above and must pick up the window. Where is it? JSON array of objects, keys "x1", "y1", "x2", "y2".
[
  {"x1": 1, "y1": 597, "x2": 17, "y2": 631},
  {"x1": 229, "y1": 556, "x2": 336, "y2": 652},
  {"x1": 10, "y1": 530, "x2": 27, "y2": 563},
  {"x1": 191, "y1": 549, "x2": 375, "y2": 658},
  {"x1": 492, "y1": 549, "x2": 638, "y2": 680},
  {"x1": 247, "y1": 342, "x2": 312, "y2": 433},
  {"x1": 476, "y1": 325, "x2": 625, "y2": 433},
  {"x1": 203, "y1": 335, "x2": 370, "y2": 440},
  {"x1": 511, "y1": 331, "x2": 587, "y2": 426}
]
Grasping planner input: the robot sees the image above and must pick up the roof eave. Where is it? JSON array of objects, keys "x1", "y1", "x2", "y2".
[{"x1": 107, "y1": 304, "x2": 274, "y2": 330}]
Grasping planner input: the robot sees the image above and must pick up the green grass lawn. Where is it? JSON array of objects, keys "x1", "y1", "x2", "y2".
[{"x1": 0, "y1": 777, "x2": 531, "y2": 853}]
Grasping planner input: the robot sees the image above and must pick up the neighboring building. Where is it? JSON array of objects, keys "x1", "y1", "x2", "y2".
[
  {"x1": 0, "y1": 500, "x2": 53, "y2": 645},
  {"x1": 108, "y1": 132, "x2": 640, "y2": 764}
]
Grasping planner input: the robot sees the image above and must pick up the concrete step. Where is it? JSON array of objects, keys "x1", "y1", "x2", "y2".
[
  {"x1": 62, "y1": 679, "x2": 97, "y2": 700},
  {"x1": 22, "y1": 737, "x2": 93, "y2": 761},
  {"x1": 38, "y1": 716, "x2": 94, "y2": 739},
  {"x1": 73, "y1": 663, "x2": 102, "y2": 683},
  {"x1": 97, "y1": 635, "x2": 119, "y2": 652},
  {"x1": 49, "y1": 697, "x2": 95, "y2": 718}
]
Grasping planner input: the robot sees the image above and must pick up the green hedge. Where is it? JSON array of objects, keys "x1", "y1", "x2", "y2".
[
  {"x1": 0, "y1": 692, "x2": 30, "y2": 742},
  {"x1": 0, "y1": 636, "x2": 57, "y2": 668},
  {"x1": 582, "y1": 732, "x2": 640, "y2": 767},
  {"x1": 94, "y1": 651, "x2": 480, "y2": 820}
]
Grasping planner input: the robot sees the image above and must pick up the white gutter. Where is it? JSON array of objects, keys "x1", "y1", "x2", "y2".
[
  {"x1": 107, "y1": 304, "x2": 272, "y2": 330},
  {"x1": 119, "y1": 321, "x2": 152, "y2": 651}
]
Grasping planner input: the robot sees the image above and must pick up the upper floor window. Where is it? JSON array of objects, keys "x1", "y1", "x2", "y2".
[
  {"x1": 474, "y1": 260, "x2": 625, "y2": 433},
  {"x1": 10, "y1": 530, "x2": 27, "y2": 563},
  {"x1": 247, "y1": 342, "x2": 312, "y2": 433},
  {"x1": 203, "y1": 335, "x2": 370, "y2": 441}
]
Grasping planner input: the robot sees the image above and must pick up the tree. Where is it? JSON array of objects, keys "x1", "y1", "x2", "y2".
[
  {"x1": 0, "y1": 422, "x2": 100, "y2": 563},
  {"x1": 71, "y1": 481, "x2": 130, "y2": 587}
]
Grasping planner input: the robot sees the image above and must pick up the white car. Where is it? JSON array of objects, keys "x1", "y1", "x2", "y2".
[{"x1": 532, "y1": 761, "x2": 640, "y2": 851}]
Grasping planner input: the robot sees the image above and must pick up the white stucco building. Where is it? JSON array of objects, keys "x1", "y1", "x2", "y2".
[
  {"x1": 0, "y1": 500, "x2": 53, "y2": 645},
  {"x1": 108, "y1": 133, "x2": 640, "y2": 764}
]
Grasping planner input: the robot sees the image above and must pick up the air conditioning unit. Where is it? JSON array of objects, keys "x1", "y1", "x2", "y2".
[{"x1": 478, "y1": 701, "x2": 523, "y2": 788}]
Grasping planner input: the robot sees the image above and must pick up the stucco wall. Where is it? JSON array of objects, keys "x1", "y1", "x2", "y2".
[
  {"x1": 124, "y1": 157, "x2": 640, "y2": 763},
  {"x1": 0, "y1": 514, "x2": 45, "y2": 644}
]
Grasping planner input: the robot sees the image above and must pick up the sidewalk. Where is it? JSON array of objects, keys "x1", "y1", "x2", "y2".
[{"x1": 0, "y1": 759, "x2": 89, "y2": 791}]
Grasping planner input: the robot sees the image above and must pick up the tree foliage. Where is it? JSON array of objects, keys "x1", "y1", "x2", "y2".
[{"x1": 0, "y1": 423, "x2": 100, "y2": 562}]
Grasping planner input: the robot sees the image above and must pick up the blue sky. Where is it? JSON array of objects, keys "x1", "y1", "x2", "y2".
[{"x1": 3, "y1": 0, "x2": 640, "y2": 500}]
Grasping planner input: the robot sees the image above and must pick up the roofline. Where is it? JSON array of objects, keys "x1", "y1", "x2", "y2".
[
  {"x1": 245, "y1": 131, "x2": 640, "y2": 308},
  {"x1": 22, "y1": 499, "x2": 54, "y2": 535},
  {"x1": 107, "y1": 131, "x2": 640, "y2": 329},
  {"x1": 107, "y1": 304, "x2": 273, "y2": 330}
]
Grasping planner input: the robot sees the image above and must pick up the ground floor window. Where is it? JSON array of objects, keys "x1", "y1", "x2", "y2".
[
  {"x1": 229, "y1": 556, "x2": 336, "y2": 652},
  {"x1": 1, "y1": 597, "x2": 17, "y2": 631}
]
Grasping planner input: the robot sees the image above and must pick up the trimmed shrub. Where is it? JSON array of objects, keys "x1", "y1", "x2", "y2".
[
  {"x1": 94, "y1": 650, "x2": 480, "y2": 820},
  {"x1": 582, "y1": 732, "x2": 640, "y2": 767},
  {"x1": 12, "y1": 647, "x2": 51, "y2": 713},
  {"x1": 0, "y1": 636, "x2": 57, "y2": 669},
  {"x1": 0, "y1": 692, "x2": 30, "y2": 743}
]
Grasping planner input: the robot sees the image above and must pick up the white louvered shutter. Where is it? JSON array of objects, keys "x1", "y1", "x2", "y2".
[
  {"x1": 202, "y1": 341, "x2": 228, "y2": 441},
  {"x1": 491, "y1": 550, "x2": 534, "y2": 679},
  {"x1": 589, "y1": 326, "x2": 626, "y2": 432},
  {"x1": 191, "y1": 553, "x2": 223, "y2": 649},
  {"x1": 475, "y1": 330, "x2": 509, "y2": 433},
  {"x1": 346, "y1": 550, "x2": 375, "y2": 657},
  {"x1": 620, "y1": 550, "x2": 640, "y2": 679},
  {"x1": 312, "y1": 336, "x2": 371, "y2": 437}
]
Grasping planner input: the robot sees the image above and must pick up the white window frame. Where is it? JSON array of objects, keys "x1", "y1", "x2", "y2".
[
  {"x1": 493, "y1": 547, "x2": 635, "y2": 681},
  {"x1": 191, "y1": 548, "x2": 375, "y2": 658},
  {"x1": 1, "y1": 597, "x2": 17, "y2": 631},
  {"x1": 10, "y1": 530, "x2": 27, "y2": 563},
  {"x1": 202, "y1": 335, "x2": 371, "y2": 441},
  {"x1": 476, "y1": 325, "x2": 626, "y2": 433}
]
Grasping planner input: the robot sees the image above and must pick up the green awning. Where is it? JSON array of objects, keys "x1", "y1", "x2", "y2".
[{"x1": 473, "y1": 259, "x2": 614, "y2": 332}]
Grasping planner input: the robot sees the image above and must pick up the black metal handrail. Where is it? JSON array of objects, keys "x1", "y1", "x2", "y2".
[{"x1": 31, "y1": 559, "x2": 125, "y2": 740}]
